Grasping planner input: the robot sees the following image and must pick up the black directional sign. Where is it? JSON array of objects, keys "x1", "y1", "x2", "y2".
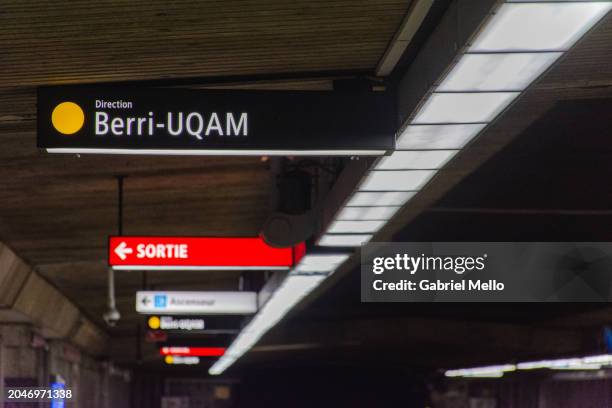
[{"x1": 37, "y1": 86, "x2": 396, "y2": 155}]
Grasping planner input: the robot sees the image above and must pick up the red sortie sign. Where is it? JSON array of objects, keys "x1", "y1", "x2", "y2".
[
  {"x1": 109, "y1": 236, "x2": 303, "y2": 270},
  {"x1": 160, "y1": 347, "x2": 226, "y2": 357}
]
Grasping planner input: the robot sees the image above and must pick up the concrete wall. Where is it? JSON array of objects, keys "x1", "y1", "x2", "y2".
[
  {"x1": 432, "y1": 376, "x2": 612, "y2": 408},
  {"x1": 0, "y1": 324, "x2": 130, "y2": 408},
  {"x1": 0, "y1": 241, "x2": 122, "y2": 406}
]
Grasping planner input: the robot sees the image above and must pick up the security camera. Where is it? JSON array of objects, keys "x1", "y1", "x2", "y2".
[{"x1": 103, "y1": 308, "x2": 121, "y2": 327}]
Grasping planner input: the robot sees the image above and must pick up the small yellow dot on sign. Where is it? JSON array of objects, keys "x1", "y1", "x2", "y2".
[
  {"x1": 165, "y1": 355, "x2": 174, "y2": 364},
  {"x1": 51, "y1": 102, "x2": 84, "y2": 134},
  {"x1": 148, "y1": 316, "x2": 161, "y2": 329}
]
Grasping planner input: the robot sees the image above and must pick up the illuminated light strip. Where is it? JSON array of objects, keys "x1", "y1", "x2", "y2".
[
  {"x1": 318, "y1": 234, "x2": 373, "y2": 248},
  {"x1": 320, "y1": 1, "x2": 612, "y2": 239},
  {"x1": 160, "y1": 347, "x2": 226, "y2": 357},
  {"x1": 336, "y1": 206, "x2": 402, "y2": 221},
  {"x1": 46, "y1": 148, "x2": 387, "y2": 156},
  {"x1": 445, "y1": 364, "x2": 516, "y2": 378},
  {"x1": 553, "y1": 363, "x2": 602, "y2": 371},
  {"x1": 293, "y1": 254, "x2": 351, "y2": 273},
  {"x1": 518, "y1": 354, "x2": 612, "y2": 370},
  {"x1": 209, "y1": 253, "x2": 348, "y2": 375},
  {"x1": 446, "y1": 354, "x2": 612, "y2": 378}
]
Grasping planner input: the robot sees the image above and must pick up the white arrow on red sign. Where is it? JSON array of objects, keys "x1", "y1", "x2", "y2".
[{"x1": 114, "y1": 241, "x2": 134, "y2": 260}]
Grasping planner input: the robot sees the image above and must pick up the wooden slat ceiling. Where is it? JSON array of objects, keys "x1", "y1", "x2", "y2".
[
  {"x1": 1, "y1": 0, "x2": 409, "y2": 85},
  {"x1": 0, "y1": 1, "x2": 412, "y2": 336}
]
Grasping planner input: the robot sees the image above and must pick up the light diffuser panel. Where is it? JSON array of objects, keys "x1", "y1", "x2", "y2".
[
  {"x1": 327, "y1": 220, "x2": 386, "y2": 234},
  {"x1": 347, "y1": 191, "x2": 416, "y2": 207},
  {"x1": 359, "y1": 170, "x2": 435, "y2": 191},
  {"x1": 470, "y1": 3, "x2": 612, "y2": 52},
  {"x1": 337, "y1": 206, "x2": 401, "y2": 221},
  {"x1": 294, "y1": 254, "x2": 350, "y2": 273},
  {"x1": 375, "y1": 150, "x2": 457, "y2": 170},
  {"x1": 318, "y1": 234, "x2": 372, "y2": 247},
  {"x1": 209, "y1": 273, "x2": 327, "y2": 375},
  {"x1": 396, "y1": 124, "x2": 486, "y2": 150},
  {"x1": 412, "y1": 92, "x2": 519, "y2": 124},
  {"x1": 438, "y1": 52, "x2": 562, "y2": 92}
]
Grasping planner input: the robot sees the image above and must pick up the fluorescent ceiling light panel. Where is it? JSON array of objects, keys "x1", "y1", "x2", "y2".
[
  {"x1": 347, "y1": 191, "x2": 416, "y2": 207},
  {"x1": 375, "y1": 150, "x2": 457, "y2": 170},
  {"x1": 359, "y1": 170, "x2": 435, "y2": 191},
  {"x1": 209, "y1": 274, "x2": 326, "y2": 375},
  {"x1": 318, "y1": 234, "x2": 372, "y2": 247},
  {"x1": 438, "y1": 52, "x2": 562, "y2": 92},
  {"x1": 209, "y1": 356, "x2": 236, "y2": 375},
  {"x1": 337, "y1": 206, "x2": 401, "y2": 221},
  {"x1": 327, "y1": 220, "x2": 386, "y2": 234},
  {"x1": 445, "y1": 364, "x2": 516, "y2": 378},
  {"x1": 582, "y1": 355, "x2": 612, "y2": 365},
  {"x1": 397, "y1": 124, "x2": 486, "y2": 150},
  {"x1": 470, "y1": 3, "x2": 612, "y2": 52},
  {"x1": 518, "y1": 354, "x2": 612, "y2": 371},
  {"x1": 294, "y1": 254, "x2": 350, "y2": 273},
  {"x1": 412, "y1": 92, "x2": 519, "y2": 124},
  {"x1": 552, "y1": 363, "x2": 602, "y2": 371}
]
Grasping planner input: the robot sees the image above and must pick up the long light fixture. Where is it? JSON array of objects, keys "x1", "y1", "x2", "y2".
[
  {"x1": 517, "y1": 354, "x2": 612, "y2": 371},
  {"x1": 446, "y1": 354, "x2": 612, "y2": 379},
  {"x1": 445, "y1": 364, "x2": 517, "y2": 378},
  {"x1": 210, "y1": 0, "x2": 612, "y2": 374},
  {"x1": 209, "y1": 253, "x2": 349, "y2": 375},
  {"x1": 319, "y1": 0, "x2": 612, "y2": 248}
]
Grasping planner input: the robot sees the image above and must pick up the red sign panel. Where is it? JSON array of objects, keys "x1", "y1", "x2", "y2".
[
  {"x1": 109, "y1": 236, "x2": 303, "y2": 270},
  {"x1": 160, "y1": 347, "x2": 225, "y2": 357}
]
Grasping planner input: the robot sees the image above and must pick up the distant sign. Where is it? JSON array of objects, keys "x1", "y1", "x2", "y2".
[
  {"x1": 109, "y1": 236, "x2": 302, "y2": 270},
  {"x1": 37, "y1": 86, "x2": 395, "y2": 156},
  {"x1": 136, "y1": 291, "x2": 257, "y2": 315},
  {"x1": 164, "y1": 356, "x2": 200, "y2": 365},
  {"x1": 160, "y1": 347, "x2": 225, "y2": 357},
  {"x1": 148, "y1": 316, "x2": 205, "y2": 331}
]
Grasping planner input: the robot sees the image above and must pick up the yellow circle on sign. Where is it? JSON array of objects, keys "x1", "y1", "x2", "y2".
[
  {"x1": 148, "y1": 316, "x2": 161, "y2": 330},
  {"x1": 164, "y1": 355, "x2": 174, "y2": 364},
  {"x1": 51, "y1": 102, "x2": 84, "y2": 134}
]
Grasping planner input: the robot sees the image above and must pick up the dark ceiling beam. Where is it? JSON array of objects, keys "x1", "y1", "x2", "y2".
[
  {"x1": 429, "y1": 208, "x2": 612, "y2": 216},
  {"x1": 55, "y1": 69, "x2": 374, "y2": 88},
  {"x1": 261, "y1": 317, "x2": 588, "y2": 356},
  {"x1": 245, "y1": 344, "x2": 514, "y2": 371},
  {"x1": 543, "y1": 306, "x2": 612, "y2": 329},
  {"x1": 376, "y1": 0, "x2": 435, "y2": 76}
]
